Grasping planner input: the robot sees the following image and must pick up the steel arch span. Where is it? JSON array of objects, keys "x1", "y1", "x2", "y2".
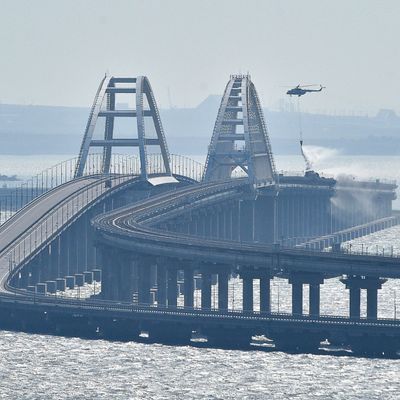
[
  {"x1": 203, "y1": 74, "x2": 276, "y2": 184},
  {"x1": 75, "y1": 75, "x2": 173, "y2": 181}
]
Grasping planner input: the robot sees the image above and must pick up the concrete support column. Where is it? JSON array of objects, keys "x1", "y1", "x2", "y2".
[
  {"x1": 239, "y1": 200, "x2": 254, "y2": 243},
  {"x1": 290, "y1": 272, "x2": 324, "y2": 317},
  {"x1": 184, "y1": 268, "x2": 194, "y2": 308},
  {"x1": 39, "y1": 248, "x2": 51, "y2": 282},
  {"x1": 30, "y1": 260, "x2": 40, "y2": 286},
  {"x1": 260, "y1": 275, "x2": 271, "y2": 313},
  {"x1": 254, "y1": 196, "x2": 275, "y2": 244},
  {"x1": 291, "y1": 282, "x2": 303, "y2": 316},
  {"x1": 76, "y1": 220, "x2": 87, "y2": 273},
  {"x1": 69, "y1": 225, "x2": 78, "y2": 275},
  {"x1": 119, "y1": 252, "x2": 134, "y2": 302},
  {"x1": 167, "y1": 266, "x2": 178, "y2": 308},
  {"x1": 225, "y1": 206, "x2": 232, "y2": 240},
  {"x1": 341, "y1": 276, "x2": 386, "y2": 320},
  {"x1": 19, "y1": 268, "x2": 30, "y2": 288},
  {"x1": 50, "y1": 239, "x2": 60, "y2": 279},
  {"x1": 218, "y1": 270, "x2": 229, "y2": 311},
  {"x1": 200, "y1": 214, "x2": 207, "y2": 237},
  {"x1": 156, "y1": 263, "x2": 167, "y2": 307},
  {"x1": 137, "y1": 257, "x2": 152, "y2": 305},
  {"x1": 218, "y1": 209, "x2": 225, "y2": 239},
  {"x1": 211, "y1": 209, "x2": 218, "y2": 239},
  {"x1": 231, "y1": 202, "x2": 240, "y2": 241},
  {"x1": 242, "y1": 276, "x2": 253, "y2": 312},
  {"x1": 367, "y1": 287, "x2": 378, "y2": 320},
  {"x1": 100, "y1": 246, "x2": 112, "y2": 300},
  {"x1": 349, "y1": 287, "x2": 361, "y2": 319},
  {"x1": 309, "y1": 283, "x2": 320, "y2": 317},
  {"x1": 86, "y1": 224, "x2": 96, "y2": 270},
  {"x1": 59, "y1": 232, "x2": 70, "y2": 277},
  {"x1": 201, "y1": 271, "x2": 212, "y2": 310},
  {"x1": 204, "y1": 212, "x2": 212, "y2": 239}
]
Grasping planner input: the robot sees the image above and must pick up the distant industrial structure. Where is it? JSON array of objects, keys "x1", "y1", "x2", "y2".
[{"x1": 0, "y1": 74, "x2": 398, "y2": 356}]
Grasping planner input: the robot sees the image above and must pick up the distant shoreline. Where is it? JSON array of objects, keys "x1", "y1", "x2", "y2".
[{"x1": 1, "y1": 101, "x2": 400, "y2": 156}]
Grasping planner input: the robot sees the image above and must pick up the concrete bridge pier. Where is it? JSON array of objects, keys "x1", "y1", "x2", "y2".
[
  {"x1": 210, "y1": 208, "x2": 219, "y2": 239},
  {"x1": 259, "y1": 272, "x2": 271, "y2": 314},
  {"x1": 289, "y1": 272, "x2": 324, "y2": 317},
  {"x1": 223, "y1": 205, "x2": 232, "y2": 240},
  {"x1": 99, "y1": 246, "x2": 115, "y2": 300},
  {"x1": 85, "y1": 216, "x2": 97, "y2": 269},
  {"x1": 156, "y1": 262, "x2": 167, "y2": 307},
  {"x1": 29, "y1": 260, "x2": 40, "y2": 286},
  {"x1": 167, "y1": 264, "x2": 178, "y2": 308},
  {"x1": 239, "y1": 268, "x2": 272, "y2": 313},
  {"x1": 137, "y1": 256, "x2": 153, "y2": 305},
  {"x1": 217, "y1": 267, "x2": 230, "y2": 311},
  {"x1": 254, "y1": 196, "x2": 275, "y2": 244},
  {"x1": 206, "y1": 210, "x2": 214, "y2": 239},
  {"x1": 69, "y1": 224, "x2": 79, "y2": 275},
  {"x1": 186, "y1": 215, "x2": 196, "y2": 236},
  {"x1": 341, "y1": 276, "x2": 387, "y2": 319},
  {"x1": 184, "y1": 267, "x2": 194, "y2": 308},
  {"x1": 239, "y1": 200, "x2": 254, "y2": 242},
  {"x1": 198, "y1": 211, "x2": 207, "y2": 237},
  {"x1": 76, "y1": 220, "x2": 88, "y2": 273},
  {"x1": 201, "y1": 267, "x2": 212, "y2": 310},
  {"x1": 118, "y1": 252, "x2": 134, "y2": 302},
  {"x1": 49, "y1": 239, "x2": 60, "y2": 280},
  {"x1": 19, "y1": 268, "x2": 30, "y2": 288},
  {"x1": 242, "y1": 274, "x2": 254, "y2": 312},
  {"x1": 231, "y1": 201, "x2": 240, "y2": 241},
  {"x1": 58, "y1": 231, "x2": 70, "y2": 277},
  {"x1": 217, "y1": 206, "x2": 225, "y2": 239},
  {"x1": 39, "y1": 247, "x2": 51, "y2": 283}
]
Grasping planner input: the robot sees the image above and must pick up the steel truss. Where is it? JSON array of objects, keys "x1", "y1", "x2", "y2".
[
  {"x1": 203, "y1": 74, "x2": 276, "y2": 184},
  {"x1": 75, "y1": 75, "x2": 172, "y2": 180}
]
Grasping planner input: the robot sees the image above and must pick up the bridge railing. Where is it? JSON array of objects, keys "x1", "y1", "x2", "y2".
[
  {"x1": 0, "y1": 153, "x2": 204, "y2": 225},
  {"x1": 2, "y1": 290, "x2": 400, "y2": 326},
  {"x1": 147, "y1": 154, "x2": 204, "y2": 182},
  {"x1": 0, "y1": 154, "x2": 140, "y2": 225},
  {"x1": 5, "y1": 174, "x2": 136, "y2": 275}
]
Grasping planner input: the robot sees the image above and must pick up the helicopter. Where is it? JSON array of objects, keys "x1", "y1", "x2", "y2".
[
  {"x1": 285, "y1": 83, "x2": 325, "y2": 172},
  {"x1": 286, "y1": 84, "x2": 325, "y2": 97}
]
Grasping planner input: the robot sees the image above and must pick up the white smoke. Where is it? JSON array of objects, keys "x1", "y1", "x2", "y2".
[{"x1": 301, "y1": 145, "x2": 339, "y2": 171}]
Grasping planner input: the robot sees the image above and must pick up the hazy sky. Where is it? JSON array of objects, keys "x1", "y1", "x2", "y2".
[{"x1": 1, "y1": 0, "x2": 400, "y2": 114}]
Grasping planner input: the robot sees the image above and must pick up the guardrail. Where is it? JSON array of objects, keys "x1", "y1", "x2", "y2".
[
  {"x1": 0, "y1": 154, "x2": 139, "y2": 224},
  {"x1": 1, "y1": 291, "x2": 400, "y2": 328},
  {"x1": 296, "y1": 214, "x2": 400, "y2": 257},
  {"x1": 0, "y1": 153, "x2": 205, "y2": 225},
  {"x1": 3, "y1": 175, "x2": 137, "y2": 281}
]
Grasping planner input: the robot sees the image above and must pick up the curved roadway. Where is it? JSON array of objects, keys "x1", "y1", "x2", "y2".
[
  {"x1": 0, "y1": 176, "x2": 399, "y2": 335},
  {"x1": 0, "y1": 174, "x2": 138, "y2": 293},
  {"x1": 93, "y1": 179, "x2": 400, "y2": 278}
]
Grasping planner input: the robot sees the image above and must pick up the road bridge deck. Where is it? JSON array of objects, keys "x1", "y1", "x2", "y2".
[
  {"x1": 0, "y1": 174, "x2": 138, "y2": 293},
  {"x1": 93, "y1": 180, "x2": 400, "y2": 279}
]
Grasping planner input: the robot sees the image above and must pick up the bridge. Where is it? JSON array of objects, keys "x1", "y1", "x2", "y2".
[{"x1": 0, "y1": 74, "x2": 399, "y2": 356}]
